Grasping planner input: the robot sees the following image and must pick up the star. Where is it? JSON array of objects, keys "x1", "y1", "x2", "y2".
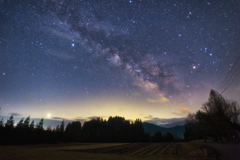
[{"x1": 1, "y1": 0, "x2": 239, "y2": 128}]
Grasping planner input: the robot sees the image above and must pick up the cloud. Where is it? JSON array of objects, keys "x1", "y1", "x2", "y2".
[
  {"x1": 9, "y1": 113, "x2": 22, "y2": 117},
  {"x1": 178, "y1": 106, "x2": 190, "y2": 114},
  {"x1": 147, "y1": 97, "x2": 169, "y2": 103},
  {"x1": 171, "y1": 106, "x2": 190, "y2": 116},
  {"x1": 171, "y1": 112, "x2": 183, "y2": 116},
  {"x1": 75, "y1": 116, "x2": 108, "y2": 122},
  {"x1": 144, "y1": 115, "x2": 186, "y2": 125},
  {"x1": 51, "y1": 117, "x2": 65, "y2": 120}
]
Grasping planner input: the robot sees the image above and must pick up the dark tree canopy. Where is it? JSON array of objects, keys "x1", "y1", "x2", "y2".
[
  {"x1": 185, "y1": 90, "x2": 240, "y2": 142},
  {"x1": 0, "y1": 115, "x2": 176, "y2": 144}
]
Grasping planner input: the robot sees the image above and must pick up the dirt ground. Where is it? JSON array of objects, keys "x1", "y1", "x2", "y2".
[
  {"x1": 200, "y1": 142, "x2": 240, "y2": 160},
  {"x1": 0, "y1": 143, "x2": 207, "y2": 160}
]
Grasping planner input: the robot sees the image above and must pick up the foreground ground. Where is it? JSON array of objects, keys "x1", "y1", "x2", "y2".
[
  {"x1": 0, "y1": 143, "x2": 207, "y2": 160},
  {"x1": 1, "y1": 141, "x2": 239, "y2": 160},
  {"x1": 200, "y1": 142, "x2": 240, "y2": 160}
]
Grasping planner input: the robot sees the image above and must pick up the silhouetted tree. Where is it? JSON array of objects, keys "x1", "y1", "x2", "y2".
[
  {"x1": 65, "y1": 121, "x2": 82, "y2": 142},
  {"x1": 60, "y1": 120, "x2": 64, "y2": 133},
  {"x1": 144, "y1": 132, "x2": 151, "y2": 142},
  {"x1": 132, "y1": 118, "x2": 145, "y2": 142},
  {"x1": 5, "y1": 115, "x2": 14, "y2": 129},
  {"x1": 0, "y1": 118, "x2": 4, "y2": 143},
  {"x1": 107, "y1": 116, "x2": 124, "y2": 142},
  {"x1": 0, "y1": 115, "x2": 152, "y2": 144},
  {"x1": 82, "y1": 117, "x2": 106, "y2": 142},
  {"x1": 16, "y1": 118, "x2": 24, "y2": 128},
  {"x1": 0, "y1": 118, "x2": 4, "y2": 128},
  {"x1": 36, "y1": 118, "x2": 44, "y2": 130},
  {"x1": 23, "y1": 116, "x2": 30, "y2": 128},
  {"x1": 4, "y1": 115, "x2": 14, "y2": 144},
  {"x1": 184, "y1": 125, "x2": 194, "y2": 141},
  {"x1": 30, "y1": 120, "x2": 34, "y2": 129},
  {"x1": 185, "y1": 90, "x2": 240, "y2": 142},
  {"x1": 165, "y1": 132, "x2": 175, "y2": 142},
  {"x1": 153, "y1": 131, "x2": 164, "y2": 142}
]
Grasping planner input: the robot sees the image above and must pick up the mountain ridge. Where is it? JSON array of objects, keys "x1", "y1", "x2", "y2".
[
  {"x1": 142, "y1": 122, "x2": 186, "y2": 139},
  {"x1": 158, "y1": 121, "x2": 185, "y2": 128}
]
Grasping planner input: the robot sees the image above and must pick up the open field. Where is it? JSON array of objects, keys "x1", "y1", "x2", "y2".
[{"x1": 0, "y1": 143, "x2": 207, "y2": 160}]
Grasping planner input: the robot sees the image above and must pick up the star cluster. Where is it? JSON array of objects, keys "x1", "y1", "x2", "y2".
[{"x1": 0, "y1": 0, "x2": 240, "y2": 125}]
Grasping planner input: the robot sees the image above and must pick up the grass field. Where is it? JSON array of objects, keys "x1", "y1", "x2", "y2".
[{"x1": 0, "y1": 143, "x2": 206, "y2": 160}]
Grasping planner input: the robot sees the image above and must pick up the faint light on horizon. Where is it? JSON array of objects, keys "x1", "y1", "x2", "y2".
[{"x1": 47, "y1": 113, "x2": 51, "y2": 118}]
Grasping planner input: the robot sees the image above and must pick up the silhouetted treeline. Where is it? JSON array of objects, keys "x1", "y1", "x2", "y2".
[
  {"x1": 184, "y1": 90, "x2": 240, "y2": 142},
  {"x1": 0, "y1": 115, "x2": 176, "y2": 145}
]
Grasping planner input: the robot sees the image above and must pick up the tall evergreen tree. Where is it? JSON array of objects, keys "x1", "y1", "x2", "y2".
[
  {"x1": 153, "y1": 131, "x2": 164, "y2": 142},
  {"x1": 5, "y1": 115, "x2": 14, "y2": 129},
  {"x1": 36, "y1": 118, "x2": 44, "y2": 130},
  {"x1": 0, "y1": 118, "x2": 4, "y2": 128},
  {"x1": 16, "y1": 118, "x2": 24, "y2": 128},
  {"x1": 23, "y1": 116, "x2": 30, "y2": 128},
  {"x1": 30, "y1": 120, "x2": 34, "y2": 129},
  {"x1": 60, "y1": 120, "x2": 64, "y2": 133}
]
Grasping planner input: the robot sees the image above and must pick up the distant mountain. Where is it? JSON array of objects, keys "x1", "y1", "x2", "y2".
[
  {"x1": 142, "y1": 122, "x2": 185, "y2": 139},
  {"x1": 158, "y1": 121, "x2": 185, "y2": 128}
]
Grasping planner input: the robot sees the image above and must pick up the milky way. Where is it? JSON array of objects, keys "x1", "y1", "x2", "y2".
[{"x1": 0, "y1": 0, "x2": 240, "y2": 125}]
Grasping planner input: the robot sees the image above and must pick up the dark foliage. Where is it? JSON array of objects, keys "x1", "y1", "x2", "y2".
[
  {"x1": 0, "y1": 115, "x2": 176, "y2": 145},
  {"x1": 185, "y1": 90, "x2": 240, "y2": 142}
]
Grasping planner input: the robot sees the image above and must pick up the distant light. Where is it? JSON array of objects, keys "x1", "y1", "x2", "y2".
[
  {"x1": 47, "y1": 114, "x2": 51, "y2": 118},
  {"x1": 210, "y1": 53, "x2": 212, "y2": 56},
  {"x1": 3, "y1": 72, "x2": 5, "y2": 75},
  {"x1": 129, "y1": 0, "x2": 133, "y2": 3},
  {"x1": 193, "y1": 66, "x2": 196, "y2": 69},
  {"x1": 71, "y1": 43, "x2": 75, "y2": 47}
]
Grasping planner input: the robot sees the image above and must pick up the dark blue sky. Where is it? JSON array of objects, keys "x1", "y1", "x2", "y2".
[{"x1": 0, "y1": 0, "x2": 240, "y2": 126}]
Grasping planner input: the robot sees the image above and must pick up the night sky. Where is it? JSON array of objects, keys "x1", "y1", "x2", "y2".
[{"x1": 1, "y1": 0, "x2": 240, "y2": 126}]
